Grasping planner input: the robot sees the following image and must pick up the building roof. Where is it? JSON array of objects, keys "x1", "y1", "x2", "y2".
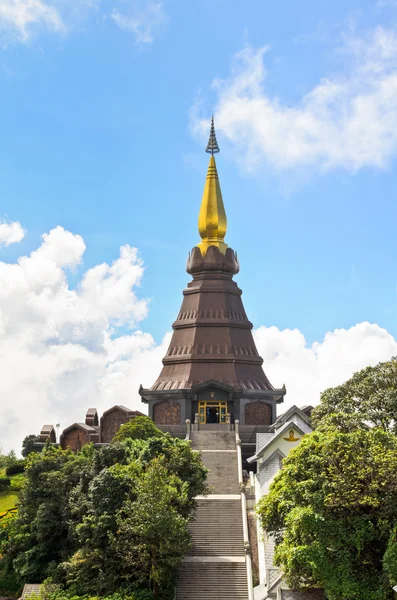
[
  {"x1": 40, "y1": 424, "x2": 54, "y2": 433},
  {"x1": 61, "y1": 422, "x2": 97, "y2": 435},
  {"x1": 20, "y1": 584, "x2": 42, "y2": 599},
  {"x1": 20, "y1": 583, "x2": 61, "y2": 600},
  {"x1": 247, "y1": 420, "x2": 307, "y2": 464},
  {"x1": 101, "y1": 405, "x2": 139, "y2": 417},
  {"x1": 271, "y1": 405, "x2": 312, "y2": 431},
  {"x1": 256, "y1": 432, "x2": 274, "y2": 453}
]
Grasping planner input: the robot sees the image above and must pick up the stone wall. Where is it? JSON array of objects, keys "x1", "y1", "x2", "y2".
[
  {"x1": 258, "y1": 452, "x2": 283, "y2": 496},
  {"x1": 245, "y1": 401, "x2": 272, "y2": 425},
  {"x1": 61, "y1": 428, "x2": 89, "y2": 451},
  {"x1": 153, "y1": 400, "x2": 181, "y2": 425},
  {"x1": 101, "y1": 408, "x2": 132, "y2": 443},
  {"x1": 248, "y1": 510, "x2": 259, "y2": 585}
]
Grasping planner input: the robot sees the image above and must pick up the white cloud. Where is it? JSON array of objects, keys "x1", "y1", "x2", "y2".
[
  {"x1": 111, "y1": 1, "x2": 166, "y2": 45},
  {"x1": 0, "y1": 219, "x2": 25, "y2": 246},
  {"x1": 254, "y1": 322, "x2": 397, "y2": 409},
  {"x1": 0, "y1": 224, "x2": 170, "y2": 454},
  {"x1": 1, "y1": 224, "x2": 396, "y2": 454},
  {"x1": 0, "y1": 0, "x2": 64, "y2": 44},
  {"x1": 192, "y1": 27, "x2": 397, "y2": 173},
  {"x1": 377, "y1": 1, "x2": 397, "y2": 7},
  {"x1": 0, "y1": 0, "x2": 167, "y2": 46}
]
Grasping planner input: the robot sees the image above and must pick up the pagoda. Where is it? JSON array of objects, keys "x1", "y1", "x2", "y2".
[{"x1": 139, "y1": 118, "x2": 285, "y2": 431}]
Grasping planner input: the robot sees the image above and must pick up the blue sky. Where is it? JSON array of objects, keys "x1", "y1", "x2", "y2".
[{"x1": 1, "y1": 0, "x2": 397, "y2": 451}]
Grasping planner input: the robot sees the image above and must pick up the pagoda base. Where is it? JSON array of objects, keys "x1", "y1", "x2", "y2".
[{"x1": 139, "y1": 379, "x2": 284, "y2": 430}]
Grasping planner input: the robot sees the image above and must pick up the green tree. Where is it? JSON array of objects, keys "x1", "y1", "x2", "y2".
[
  {"x1": 312, "y1": 357, "x2": 397, "y2": 433},
  {"x1": 1, "y1": 433, "x2": 208, "y2": 599},
  {"x1": 114, "y1": 416, "x2": 164, "y2": 442},
  {"x1": 0, "y1": 444, "x2": 94, "y2": 583},
  {"x1": 257, "y1": 428, "x2": 397, "y2": 600},
  {"x1": 62, "y1": 439, "x2": 207, "y2": 597},
  {"x1": 112, "y1": 457, "x2": 190, "y2": 597},
  {"x1": 22, "y1": 435, "x2": 40, "y2": 458},
  {"x1": 384, "y1": 524, "x2": 397, "y2": 587},
  {"x1": 4, "y1": 450, "x2": 17, "y2": 469},
  {"x1": 121, "y1": 435, "x2": 209, "y2": 514}
]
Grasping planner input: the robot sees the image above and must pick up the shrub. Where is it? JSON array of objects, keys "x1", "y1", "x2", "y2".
[
  {"x1": 0, "y1": 566, "x2": 21, "y2": 597},
  {"x1": 49, "y1": 591, "x2": 155, "y2": 600},
  {"x1": 114, "y1": 416, "x2": 164, "y2": 442},
  {"x1": 0, "y1": 476, "x2": 11, "y2": 490},
  {"x1": 6, "y1": 460, "x2": 25, "y2": 476},
  {"x1": 10, "y1": 473, "x2": 25, "y2": 491}
]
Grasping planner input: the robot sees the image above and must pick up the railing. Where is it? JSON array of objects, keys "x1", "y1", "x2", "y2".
[
  {"x1": 266, "y1": 567, "x2": 282, "y2": 590},
  {"x1": 235, "y1": 420, "x2": 254, "y2": 600}
]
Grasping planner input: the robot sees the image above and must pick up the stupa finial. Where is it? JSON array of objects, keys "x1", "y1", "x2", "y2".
[
  {"x1": 196, "y1": 117, "x2": 227, "y2": 256},
  {"x1": 205, "y1": 115, "x2": 220, "y2": 155}
]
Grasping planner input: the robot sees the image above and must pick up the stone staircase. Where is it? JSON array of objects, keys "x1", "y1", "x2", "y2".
[
  {"x1": 176, "y1": 430, "x2": 249, "y2": 600},
  {"x1": 187, "y1": 499, "x2": 243, "y2": 556}
]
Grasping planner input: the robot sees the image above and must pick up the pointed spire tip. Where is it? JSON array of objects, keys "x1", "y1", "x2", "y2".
[{"x1": 206, "y1": 115, "x2": 220, "y2": 155}]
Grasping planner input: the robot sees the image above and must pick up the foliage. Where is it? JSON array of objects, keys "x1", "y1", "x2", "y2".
[
  {"x1": 6, "y1": 460, "x2": 25, "y2": 476},
  {"x1": 114, "y1": 416, "x2": 164, "y2": 442},
  {"x1": 119, "y1": 436, "x2": 208, "y2": 514},
  {"x1": 22, "y1": 435, "x2": 40, "y2": 458},
  {"x1": 5, "y1": 451, "x2": 17, "y2": 468},
  {"x1": 9, "y1": 472, "x2": 25, "y2": 491},
  {"x1": 312, "y1": 357, "x2": 397, "y2": 433},
  {"x1": 111, "y1": 458, "x2": 190, "y2": 597},
  {"x1": 49, "y1": 591, "x2": 155, "y2": 600},
  {"x1": 0, "y1": 476, "x2": 11, "y2": 490},
  {"x1": 0, "y1": 565, "x2": 21, "y2": 597},
  {"x1": 384, "y1": 524, "x2": 397, "y2": 587},
  {"x1": 0, "y1": 434, "x2": 208, "y2": 599},
  {"x1": 0, "y1": 445, "x2": 92, "y2": 585},
  {"x1": 257, "y1": 428, "x2": 397, "y2": 600},
  {"x1": 0, "y1": 450, "x2": 18, "y2": 470}
]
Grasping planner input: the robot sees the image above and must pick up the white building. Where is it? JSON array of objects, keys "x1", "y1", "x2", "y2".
[{"x1": 248, "y1": 406, "x2": 325, "y2": 600}]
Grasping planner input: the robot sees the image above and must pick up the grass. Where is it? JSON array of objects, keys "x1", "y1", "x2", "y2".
[
  {"x1": 0, "y1": 467, "x2": 23, "y2": 517},
  {"x1": 0, "y1": 490, "x2": 19, "y2": 514}
]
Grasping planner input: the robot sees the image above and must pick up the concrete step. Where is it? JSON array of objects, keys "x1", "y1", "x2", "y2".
[
  {"x1": 191, "y1": 431, "x2": 237, "y2": 451},
  {"x1": 199, "y1": 451, "x2": 240, "y2": 494},
  {"x1": 176, "y1": 562, "x2": 248, "y2": 600},
  {"x1": 189, "y1": 499, "x2": 244, "y2": 556},
  {"x1": 176, "y1": 430, "x2": 249, "y2": 599}
]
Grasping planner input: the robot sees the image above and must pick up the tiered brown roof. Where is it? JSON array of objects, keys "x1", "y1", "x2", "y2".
[{"x1": 151, "y1": 245, "x2": 274, "y2": 392}]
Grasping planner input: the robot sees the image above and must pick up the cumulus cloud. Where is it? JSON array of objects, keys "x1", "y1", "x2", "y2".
[
  {"x1": 0, "y1": 0, "x2": 167, "y2": 46},
  {"x1": 1, "y1": 224, "x2": 396, "y2": 453},
  {"x1": 254, "y1": 322, "x2": 397, "y2": 409},
  {"x1": 0, "y1": 0, "x2": 64, "y2": 44},
  {"x1": 111, "y1": 2, "x2": 166, "y2": 45},
  {"x1": 192, "y1": 27, "x2": 397, "y2": 173},
  {"x1": 0, "y1": 219, "x2": 25, "y2": 246},
  {"x1": 0, "y1": 224, "x2": 170, "y2": 454}
]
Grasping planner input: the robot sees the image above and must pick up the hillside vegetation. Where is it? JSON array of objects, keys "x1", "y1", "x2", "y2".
[{"x1": 0, "y1": 417, "x2": 208, "y2": 600}]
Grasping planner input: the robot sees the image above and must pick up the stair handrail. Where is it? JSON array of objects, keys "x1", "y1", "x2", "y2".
[
  {"x1": 235, "y1": 420, "x2": 254, "y2": 600},
  {"x1": 266, "y1": 567, "x2": 283, "y2": 592}
]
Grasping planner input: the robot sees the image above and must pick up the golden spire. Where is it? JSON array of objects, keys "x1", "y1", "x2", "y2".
[{"x1": 196, "y1": 117, "x2": 228, "y2": 256}]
